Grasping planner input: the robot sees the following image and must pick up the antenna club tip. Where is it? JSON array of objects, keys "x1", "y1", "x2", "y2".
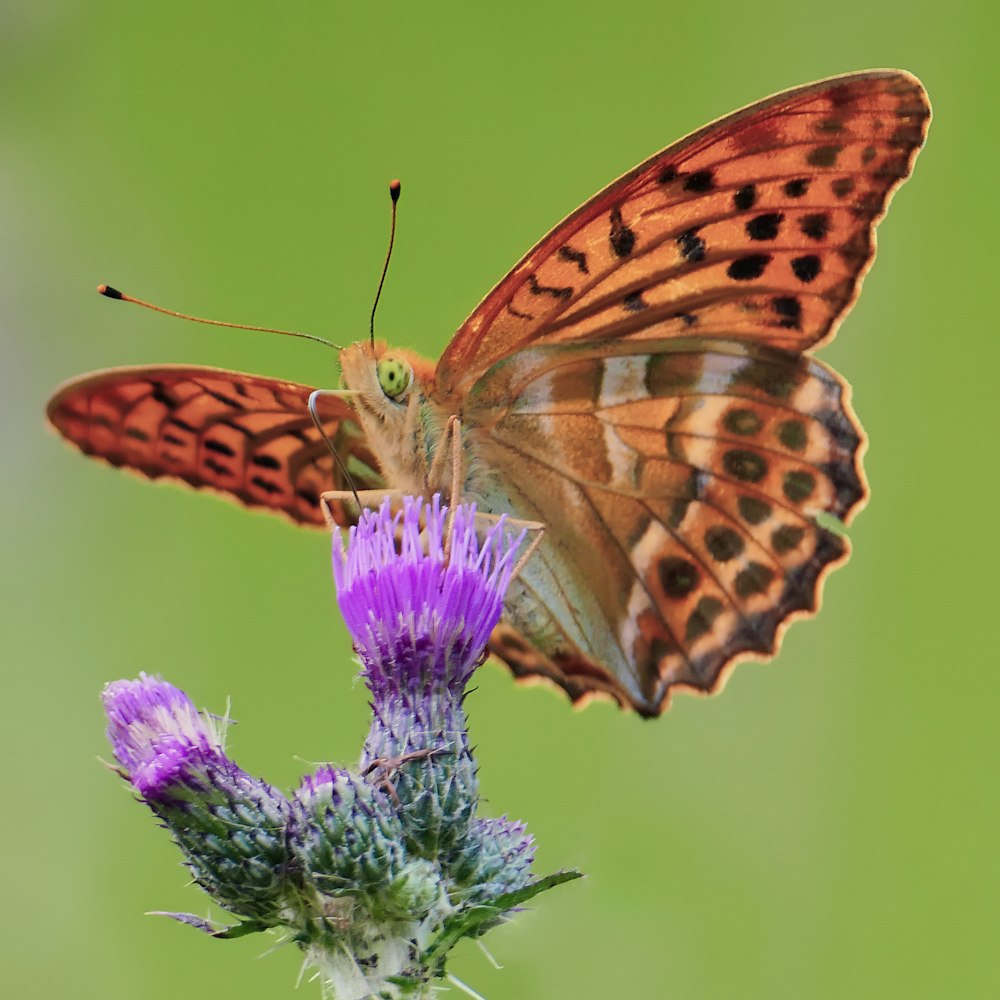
[
  {"x1": 97, "y1": 284, "x2": 123, "y2": 299},
  {"x1": 389, "y1": 179, "x2": 401, "y2": 202}
]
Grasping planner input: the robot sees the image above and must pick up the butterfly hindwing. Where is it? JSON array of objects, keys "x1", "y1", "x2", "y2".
[
  {"x1": 468, "y1": 340, "x2": 861, "y2": 713},
  {"x1": 47, "y1": 366, "x2": 384, "y2": 527}
]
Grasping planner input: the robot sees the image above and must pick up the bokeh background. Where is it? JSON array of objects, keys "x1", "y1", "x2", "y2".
[{"x1": 2, "y1": 3, "x2": 996, "y2": 998}]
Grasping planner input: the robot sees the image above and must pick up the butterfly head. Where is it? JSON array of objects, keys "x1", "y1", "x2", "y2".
[{"x1": 338, "y1": 340, "x2": 438, "y2": 492}]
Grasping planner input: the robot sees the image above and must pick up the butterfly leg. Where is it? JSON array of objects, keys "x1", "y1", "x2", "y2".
[
  {"x1": 318, "y1": 488, "x2": 410, "y2": 530},
  {"x1": 471, "y1": 510, "x2": 547, "y2": 583},
  {"x1": 442, "y1": 415, "x2": 466, "y2": 560}
]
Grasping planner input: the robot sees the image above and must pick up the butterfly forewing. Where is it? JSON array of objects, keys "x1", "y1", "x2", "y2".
[
  {"x1": 47, "y1": 366, "x2": 384, "y2": 527},
  {"x1": 437, "y1": 71, "x2": 929, "y2": 401}
]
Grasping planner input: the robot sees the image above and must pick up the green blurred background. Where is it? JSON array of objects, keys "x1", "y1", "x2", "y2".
[{"x1": 2, "y1": 2, "x2": 996, "y2": 997}]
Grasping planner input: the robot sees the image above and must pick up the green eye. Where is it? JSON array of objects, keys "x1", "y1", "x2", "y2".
[{"x1": 376, "y1": 357, "x2": 411, "y2": 399}]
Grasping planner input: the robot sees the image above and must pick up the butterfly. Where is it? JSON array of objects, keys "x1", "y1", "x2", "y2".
[{"x1": 48, "y1": 71, "x2": 929, "y2": 717}]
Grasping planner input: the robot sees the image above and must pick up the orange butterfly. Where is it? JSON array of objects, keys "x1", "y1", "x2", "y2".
[{"x1": 48, "y1": 71, "x2": 929, "y2": 716}]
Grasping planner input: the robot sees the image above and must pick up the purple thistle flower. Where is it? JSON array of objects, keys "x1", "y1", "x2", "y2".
[
  {"x1": 332, "y1": 495, "x2": 523, "y2": 699},
  {"x1": 103, "y1": 673, "x2": 224, "y2": 799},
  {"x1": 103, "y1": 673, "x2": 292, "y2": 921}
]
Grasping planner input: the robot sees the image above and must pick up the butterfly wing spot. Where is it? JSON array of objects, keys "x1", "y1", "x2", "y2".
[
  {"x1": 686, "y1": 596, "x2": 725, "y2": 642},
  {"x1": 658, "y1": 556, "x2": 700, "y2": 599},
  {"x1": 723, "y1": 408, "x2": 762, "y2": 436},
  {"x1": 676, "y1": 228, "x2": 706, "y2": 263},
  {"x1": 746, "y1": 213, "x2": 785, "y2": 241},
  {"x1": 204, "y1": 438, "x2": 236, "y2": 458},
  {"x1": 800, "y1": 213, "x2": 830, "y2": 240},
  {"x1": 832, "y1": 178, "x2": 856, "y2": 199},
  {"x1": 727, "y1": 255, "x2": 772, "y2": 281},
  {"x1": 738, "y1": 495, "x2": 772, "y2": 525},
  {"x1": 734, "y1": 561, "x2": 775, "y2": 597},
  {"x1": 816, "y1": 118, "x2": 846, "y2": 134},
  {"x1": 557, "y1": 245, "x2": 590, "y2": 274},
  {"x1": 609, "y1": 206, "x2": 637, "y2": 257},
  {"x1": 723, "y1": 449, "x2": 768, "y2": 483},
  {"x1": 623, "y1": 291, "x2": 648, "y2": 313},
  {"x1": 527, "y1": 274, "x2": 573, "y2": 301},
  {"x1": 772, "y1": 524, "x2": 806, "y2": 554},
  {"x1": 733, "y1": 184, "x2": 757, "y2": 211},
  {"x1": 772, "y1": 296, "x2": 802, "y2": 329},
  {"x1": 776, "y1": 418, "x2": 808, "y2": 451},
  {"x1": 791, "y1": 256, "x2": 822, "y2": 283},
  {"x1": 682, "y1": 169, "x2": 715, "y2": 192},
  {"x1": 807, "y1": 145, "x2": 842, "y2": 168},
  {"x1": 783, "y1": 470, "x2": 816, "y2": 504},
  {"x1": 704, "y1": 526, "x2": 745, "y2": 562}
]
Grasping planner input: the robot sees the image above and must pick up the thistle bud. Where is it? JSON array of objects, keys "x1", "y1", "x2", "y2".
[{"x1": 103, "y1": 674, "x2": 291, "y2": 922}]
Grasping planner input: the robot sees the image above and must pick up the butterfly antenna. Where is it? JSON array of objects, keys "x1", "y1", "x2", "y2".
[
  {"x1": 370, "y1": 179, "x2": 401, "y2": 348},
  {"x1": 308, "y1": 389, "x2": 363, "y2": 512},
  {"x1": 96, "y1": 284, "x2": 343, "y2": 350}
]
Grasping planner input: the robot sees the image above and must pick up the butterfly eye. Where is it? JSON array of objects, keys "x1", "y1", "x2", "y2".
[{"x1": 376, "y1": 357, "x2": 412, "y2": 399}]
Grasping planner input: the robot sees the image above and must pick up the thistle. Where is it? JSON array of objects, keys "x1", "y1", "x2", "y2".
[{"x1": 102, "y1": 496, "x2": 579, "y2": 999}]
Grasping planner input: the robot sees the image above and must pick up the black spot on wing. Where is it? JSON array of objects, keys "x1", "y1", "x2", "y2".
[
  {"x1": 705, "y1": 526, "x2": 745, "y2": 562},
  {"x1": 204, "y1": 457, "x2": 231, "y2": 477},
  {"x1": 733, "y1": 184, "x2": 756, "y2": 211},
  {"x1": 676, "y1": 228, "x2": 706, "y2": 263},
  {"x1": 727, "y1": 254, "x2": 771, "y2": 281},
  {"x1": 791, "y1": 255, "x2": 821, "y2": 283},
  {"x1": 558, "y1": 245, "x2": 590, "y2": 274},
  {"x1": 738, "y1": 495, "x2": 771, "y2": 525},
  {"x1": 800, "y1": 213, "x2": 830, "y2": 241},
  {"x1": 167, "y1": 416, "x2": 197, "y2": 434},
  {"x1": 682, "y1": 169, "x2": 714, "y2": 192},
  {"x1": 609, "y1": 206, "x2": 636, "y2": 258},
  {"x1": 527, "y1": 274, "x2": 573, "y2": 300},
  {"x1": 250, "y1": 475, "x2": 283, "y2": 496},
  {"x1": 686, "y1": 596, "x2": 724, "y2": 642},
  {"x1": 831, "y1": 177, "x2": 855, "y2": 199},
  {"x1": 735, "y1": 562, "x2": 774, "y2": 597},
  {"x1": 772, "y1": 296, "x2": 802, "y2": 330},
  {"x1": 623, "y1": 291, "x2": 647, "y2": 313},
  {"x1": 746, "y1": 213, "x2": 784, "y2": 241},
  {"x1": 807, "y1": 145, "x2": 841, "y2": 167},
  {"x1": 204, "y1": 439, "x2": 236, "y2": 457},
  {"x1": 296, "y1": 488, "x2": 320, "y2": 508},
  {"x1": 724, "y1": 449, "x2": 768, "y2": 483},
  {"x1": 659, "y1": 557, "x2": 699, "y2": 599}
]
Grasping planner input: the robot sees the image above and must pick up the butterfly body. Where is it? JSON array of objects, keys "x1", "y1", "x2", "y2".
[{"x1": 48, "y1": 71, "x2": 930, "y2": 715}]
